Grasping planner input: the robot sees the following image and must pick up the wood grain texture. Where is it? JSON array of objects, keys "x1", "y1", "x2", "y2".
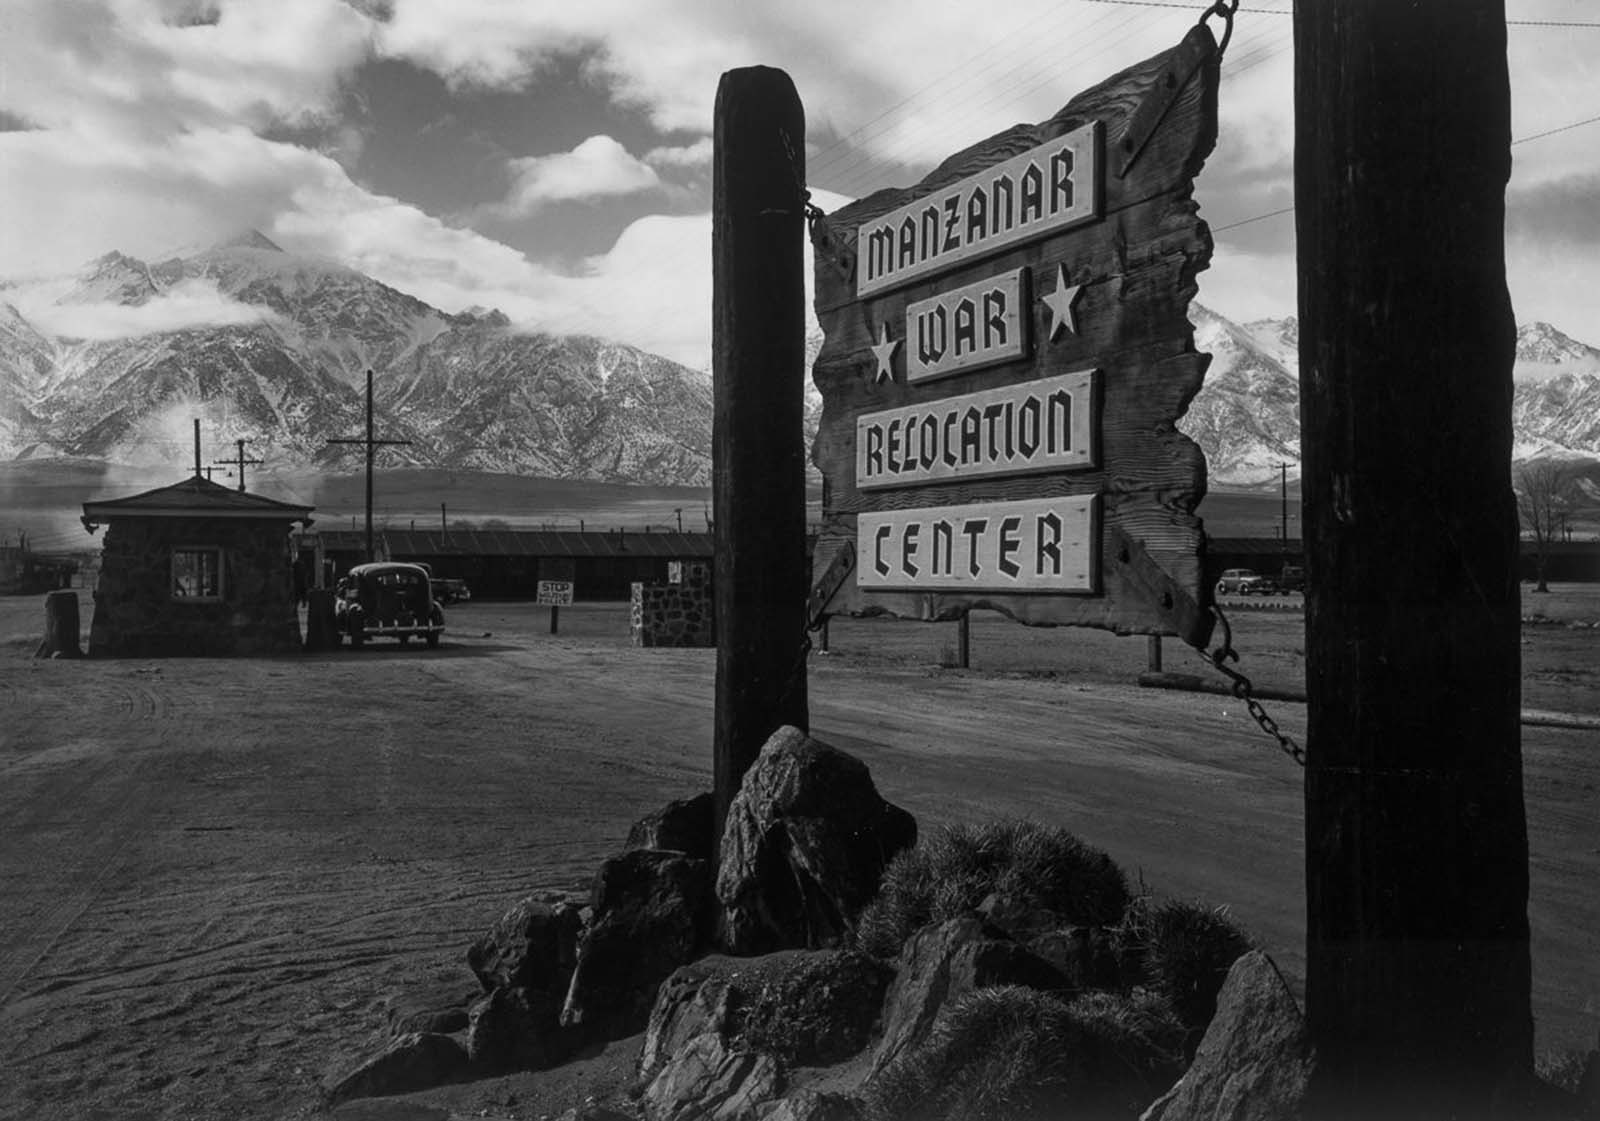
[{"x1": 810, "y1": 25, "x2": 1219, "y2": 640}]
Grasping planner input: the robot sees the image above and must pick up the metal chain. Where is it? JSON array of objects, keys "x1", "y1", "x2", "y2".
[
  {"x1": 1201, "y1": 604, "x2": 1306, "y2": 767},
  {"x1": 779, "y1": 127, "x2": 826, "y2": 229},
  {"x1": 1200, "y1": 0, "x2": 1239, "y2": 57}
]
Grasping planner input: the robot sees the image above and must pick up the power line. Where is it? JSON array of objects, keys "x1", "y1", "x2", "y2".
[{"x1": 1079, "y1": 0, "x2": 1600, "y2": 23}]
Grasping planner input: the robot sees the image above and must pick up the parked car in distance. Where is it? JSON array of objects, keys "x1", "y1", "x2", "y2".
[
  {"x1": 335, "y1": 562, "x2": 445, "y2": 648},
  {"x1": 1278, "y1": 564, "x2": 1306, "y2": 593},
  {"x1": 1215, "y1": 568, "x2": 1274, "y2": 596},
  {"x1": 431, "y1": 577, "x2": 471, "y2": 604}
]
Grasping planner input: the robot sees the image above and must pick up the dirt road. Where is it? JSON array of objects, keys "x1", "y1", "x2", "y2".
[{"x1": 0, "y1": 598, "x2": 1595, "y2": 1120}]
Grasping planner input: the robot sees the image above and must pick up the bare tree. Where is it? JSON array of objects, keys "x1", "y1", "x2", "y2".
[{"x1": 1514, "y1": 460, "x2": 1576, "y2": 593}]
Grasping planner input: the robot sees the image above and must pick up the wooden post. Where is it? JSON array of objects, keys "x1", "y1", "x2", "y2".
[
  {"x1": 35, "y1": 590, "x2": 82, "y2": 658},
  {"x1": 550, "y1": 605, "x2": 559, "y2": 635},
  {"x1": 712, "y1": 66, "x2": 809, "y2": 840},
  {"x1": 956, "y1": 613, "x2": 970, "y2": 670},
  {"x1": 1146, "y1": 634, "x2": 1162, "y2": 674},
  {"x1": 1296, "y1": 4, "x2": 1532, "y2": 1116},
  {"x1": 303, "y1": 588, "x2": 339, "y2": 651}
]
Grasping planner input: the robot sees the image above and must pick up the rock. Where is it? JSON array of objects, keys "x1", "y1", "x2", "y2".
[
  {"x1": 383, "y1": 982, "x2": 480, "y2": 1039},
  {"x1": 757, "y1": 1091, "x2": 862, "y2": 1121},
  {"x1": 323, "y1": 1032, "x2": 471, "y2": 1104},
  {"x1": 643, "y1": 1031, "x2": 783, "y2": 1121},
  {"x1": 1025, "y1": 925, "x2": 1122, "y2": 993},
  {"x1": 467, "y1": 892, "x2": 582, "y2": 994},
  {"x1": 561, "y1": 849, "x2": 714, "y2": 1040},
  {"x1": 466, "y1": 985, "x2": 569, "y2": 1072},
  {"x1": 717, "y1": 726, "x2": 916, "y2": 955},
  {"x1": 641, "y1": 950, "x2": 892, "y2": 1081},
  {"x1": 641, "y1": 965, "x2": 738, "y2": 1081},
  {"x1": 869, "y1": 913, "x2": 1067, "y2": 1079},
  {"x1": 1139, "y1": 950, "x2": 1314, "y2": 1121},
  {"x1": 628, "y1": 792, "x2": 715, "y2": 860}
]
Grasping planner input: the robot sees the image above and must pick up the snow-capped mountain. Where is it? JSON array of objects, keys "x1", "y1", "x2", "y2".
[
  {"x1": 0, "y1": 235, "x2": 713, "y2": 485},
  {"x1": 3, "y1": 236, "x2": 1596, "y2": 491},
  {"x1": 1177, "y1": 310, "x2": 1600, "y2": 486}
]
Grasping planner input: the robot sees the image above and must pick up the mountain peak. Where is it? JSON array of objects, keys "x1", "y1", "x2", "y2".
[
  {"x1": 1516, "y1": 321, "x2": 1600, "y2": 365},
  {"x1": 212, "y1": 229, "x2": 284, "y2": 254}
]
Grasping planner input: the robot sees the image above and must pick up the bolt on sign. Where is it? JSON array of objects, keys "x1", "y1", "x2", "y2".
[{"x1": 807, "y1": 24, "x2": 1221, "y2": 646}]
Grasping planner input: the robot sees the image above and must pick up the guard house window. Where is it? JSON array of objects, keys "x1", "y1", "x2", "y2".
[{"x1": 172, "y1": 547, "x2": 223, "y2": 600}]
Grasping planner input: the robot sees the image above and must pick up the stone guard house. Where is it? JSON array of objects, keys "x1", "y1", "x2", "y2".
[{"x1": 81, "y1": 476, "x2": 314, "y2": 657}]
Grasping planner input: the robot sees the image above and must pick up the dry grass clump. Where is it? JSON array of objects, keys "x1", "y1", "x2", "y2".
[
  {"x1": 853, "y1": 820, "x2": 1130, "y2": 960},
  {"x1": 862, "y1": 984, "x2": 1184, "y2": 1121},
  {"x1": 1114, "y1": 896, "x2": 1253, "y2": 1053}
]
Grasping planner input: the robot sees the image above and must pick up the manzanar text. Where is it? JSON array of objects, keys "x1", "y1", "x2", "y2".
[{"x1": 857, "y1": 121, "x2": 1102, "y2": 297}]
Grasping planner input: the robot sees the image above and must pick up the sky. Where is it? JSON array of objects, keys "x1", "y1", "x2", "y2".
[{"x1": 1, "y1": 0, "x2": 1598, "y2": 371}]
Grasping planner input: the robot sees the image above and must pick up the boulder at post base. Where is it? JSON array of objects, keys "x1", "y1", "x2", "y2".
[
  {"x1": 627, "y1": 792, "x2": 716, "y2": 860},
  {"x1": 717, "y1": 726, "x2": 916, "y2": 955},
  {"x1": 640, "y1": 950, "x2": 892, "y2": 1082},
  {"x1": 642, "y1": 1031, "x2": 784, "y2": 1121},
  {"x1": 561, "y1": 849, "x2": 714, "y2": 1040},
  {"x1": 868, "y1": 912, "x2": 1068, "y2": 1080},
  {"x1": 323, "y1": 1032, "x2": 471, "y2": 1104},
  {"x1": 1139, "y1": 950, "x2": 1314, "y2": 1121},
  {"x1": 466, "y1": 892, "x2": 582, "y2": 994},
  {"x1": 466, "y1": 984, "x2": 569, "y2": 1073}
]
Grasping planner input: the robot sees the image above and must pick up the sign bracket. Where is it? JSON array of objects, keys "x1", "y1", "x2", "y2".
[
  {"x1": 806, "y1": 540, "x2": 856, "y2": 630},
  {"x1": 1106, "y1": 525, "x2": 1213, "y2": 649}
]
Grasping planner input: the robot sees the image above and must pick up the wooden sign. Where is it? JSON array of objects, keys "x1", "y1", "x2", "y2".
[
  {"x1": 857, "y1": 122, "x2": 1102, "y2": 297},
  {"x1": 856, "y1": 370, "x2": 1097, "y2": 491},
  {"x1": 858, "y1": 495, "x2": 1098, "y2": 593},
  {"x1": 808, "y1": 24, "x2": 1220, "y2": 645},
  {"x1": 536, "y1": 579, "x2": 574, "y2": 606},
  {"x1": 905, "y1": 268, "x2": 1030, "y2": 382}
]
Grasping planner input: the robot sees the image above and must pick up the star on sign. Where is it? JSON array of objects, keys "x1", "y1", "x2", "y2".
[
  {"x1": 869, "y1": 322, "x2": 899, "y2": 383},
  {"x1": 1042, "y1": 264, "x2": 1083, "y2": 341}
]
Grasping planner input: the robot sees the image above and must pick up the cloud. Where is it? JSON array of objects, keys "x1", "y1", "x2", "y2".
[
  {"x1": 0, "y1": 0, "x2": 375, "y2": 137},
  {"x1": 493, "y1": 135, "x2": 662, "y2": 216},
  {"x1": 645, "y1": 137, "x2": 714, "y2": 169},
  {"x1": 17, "y1": 276, "x2": 283, "y2": 339}
]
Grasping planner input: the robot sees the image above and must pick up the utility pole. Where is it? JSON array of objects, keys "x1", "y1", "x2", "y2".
[
  {"x1": 326, "y1": 370, "x2": 410, "y2": 563},
  {"x1": 1296, "y1": 4, "x2": 1531, "y2": 1118},
  {"x1": 193, "y1": 418, "x2": 203, "y2": 479},
  {"x1": 674, "y1": 507, "x2": 683, "y2": 533},
  {"x1": 214, "y1": 438, "x2": 264, "y2": 493},
  {"x1": 1279, "y1": 461, "x2": 1289, "y2": 549}
]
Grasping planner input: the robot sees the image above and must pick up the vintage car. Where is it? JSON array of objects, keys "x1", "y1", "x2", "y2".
[
  {"x1": 334, "y1": 562, "x2": 445, "y2": 648},
  {"x1": 430, "y1": 577, "x2": 472, "y2": 604},
  {"x1": 1215, "y1": 567, "x2": 1274, "y2": 596}
]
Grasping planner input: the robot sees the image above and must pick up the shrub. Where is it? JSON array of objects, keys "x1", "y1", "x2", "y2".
[
  {"x1": 1115, "y1": 896, "x2": 1253, "y2": 1054},
  {"x1": 862, "y1": 984, "x2": 1184, "y2": 1121},
  {"x1": 1534, "y1": 1048, "x2": 1591, "y2": 1095},
  {"x1": 853, "y1": 820, "x2": 1130, "y2": 960}
]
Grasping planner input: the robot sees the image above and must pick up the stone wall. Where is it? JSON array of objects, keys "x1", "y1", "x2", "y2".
[
  {"x1": 88, "y1": 516, "x2": 303, "y2": 657},
  {"x1": 630, "y1": 562, "x2": 714, "y2": 648}
]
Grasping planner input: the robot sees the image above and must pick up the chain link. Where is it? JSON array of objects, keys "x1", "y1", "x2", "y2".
[
  {"x1": 1200, "y1": 0, "x2": 1239, "y2": 57},
  {"x1": 779, "y1": 127, "x2": 826, "y2": 229},
  {"x1": 1201, "y1": 604, "x2": 1306, "y2": 767}
]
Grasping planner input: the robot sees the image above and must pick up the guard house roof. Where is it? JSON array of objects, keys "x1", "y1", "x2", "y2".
[
  {"x1": 308, "y1": 527, "x2": 714, "y2": 559},
  {"x1": 82, "y1": 476, "x2": 315, "y2": 531}
]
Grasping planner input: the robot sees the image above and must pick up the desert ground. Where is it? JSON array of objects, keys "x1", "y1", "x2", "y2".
[{"x1": 0, "y1": 589, "x2": 1596, "y2": 1121}]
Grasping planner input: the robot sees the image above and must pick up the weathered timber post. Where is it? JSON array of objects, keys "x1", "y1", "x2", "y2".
[
  {"x1": 956, "y1": 613, "x2": 970, "y2": 670},
  {"x1": 35, "y1": 590, "x2": 82, "y2": 658},
  {"x1": 712, "y1": 67, "x2": 809, "y2": 841},
  {"x1": 303, "y1": 588, "x2": 339, "y2": 651},
  {"x1": 1296, "y1": 4, "x2": 1532, "y2": 1117}
]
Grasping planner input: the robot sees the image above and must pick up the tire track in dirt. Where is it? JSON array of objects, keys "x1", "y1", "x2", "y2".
[{"x1": 0, "y1": 754, "x2": 161, "y2": 1009}]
